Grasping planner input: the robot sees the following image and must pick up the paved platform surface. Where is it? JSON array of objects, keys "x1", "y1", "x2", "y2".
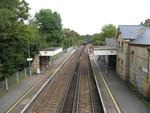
[
  {"x1": 0, "y1": 51, "x2": 73, "y2": 113},
  {"x1": 89, "y1": 54, "x2": 119, "y2": 113},
  {"x1": 97, "y1": 61, "x2": 150, "y2": 113}
]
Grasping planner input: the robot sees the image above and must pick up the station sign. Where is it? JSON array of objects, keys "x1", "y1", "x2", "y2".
[
  {"x1": 94, "y1": 50, "x2": 117, "y2": 55},
  {"x1": 27, "y1": 58, "x2": 33, "y2": 61}
]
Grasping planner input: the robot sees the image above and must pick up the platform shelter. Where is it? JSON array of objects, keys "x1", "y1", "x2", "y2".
[
  {"x1": 39, "y1": 47, "x2": 62, "y2": 70},
  {"x1": 32, "y1": 47, "x2": 62, "y2": 74}
]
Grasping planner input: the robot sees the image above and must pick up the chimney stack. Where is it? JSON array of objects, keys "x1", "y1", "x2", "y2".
[{"x1": 145, "y1": 19, "x2": 150, "y2": 26}]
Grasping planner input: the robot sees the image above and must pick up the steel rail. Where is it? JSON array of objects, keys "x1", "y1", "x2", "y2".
[
  {"x1": 56, "y1": 54, "x2": 81, "y2": 113},
  {"x1": 87, "y1": 55, "x2": 95, "y2": 113},
  {"x1": 76, "y1": 46, "x2": 93, "y2": 113},
  {"x1": 40, "y1": 49, "x2": 80, "y2": 113},
  {"x1": 59, "y1": 46, "x2": 84, "y2": 113},
  {"x1": 71, "y1": 59, "x2": 81, "y2": 113},
  {"x1": 39, "y1": 63, "x2": 69, "y2": 113}
]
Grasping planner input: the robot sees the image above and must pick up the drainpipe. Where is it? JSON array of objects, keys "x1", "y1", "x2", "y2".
[{"x1": 147, "y1": 46, "x2": 150, "y2": 101}]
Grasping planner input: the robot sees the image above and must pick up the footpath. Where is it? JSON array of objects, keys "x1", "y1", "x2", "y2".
[{"x1": 0, "y1": 50, "x2": 74, "y2": 113}]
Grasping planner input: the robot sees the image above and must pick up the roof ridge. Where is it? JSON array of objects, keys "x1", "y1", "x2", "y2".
[
  {"x1": 119, "y1": 25, "x2": 143, "y2": 26},
  {"x1": 137, "y1": 27, "x2": 147, "y2": 35}
]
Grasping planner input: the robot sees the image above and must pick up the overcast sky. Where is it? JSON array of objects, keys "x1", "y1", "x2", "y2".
[{"x1": 25, "y1": 0, "x2": 150, "y2": 35}]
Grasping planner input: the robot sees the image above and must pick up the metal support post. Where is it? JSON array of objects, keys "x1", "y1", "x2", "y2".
[
  {"x1": 5, "y1": 78, "x2": 8, "y2": 91},
  {"x1": 24, "y1": 68, "x2": 27, "y2": 77},
  {"x1": 28, "y1": 43, "x2": 32, "y2": 76},
  {"x1": 16, "y1": 72, "x2": 19, "y2": 82},
  {"x1": 105, "y1": 55, "x2": 108, "y2": 74}
]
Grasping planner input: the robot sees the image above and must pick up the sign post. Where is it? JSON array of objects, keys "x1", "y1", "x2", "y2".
[{"x1": 28, "y1": 43, "x2": 32, "y2": 76}]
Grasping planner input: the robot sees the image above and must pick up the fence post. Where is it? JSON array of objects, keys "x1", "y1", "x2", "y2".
[
  {"x1": 5, "y1": 78, "x2": 9, "y2": 91},
  {"x1": 24, "y1": 68, "x2": 27, "y2": 77},
  {"x1": 16, "y1": 72, "x2": 19, "y2": 82}
]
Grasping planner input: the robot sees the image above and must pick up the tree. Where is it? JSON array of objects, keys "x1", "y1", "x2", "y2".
[
  {"x1": 62, "y1": 28, "x2": 82, "y2": 48},
  {"x1": 0, "y1": 0, "x2": 30, "y2": 23},
  {"x1": 28, "y1": 17, "x2": 47, "y2": 50},
  {"x1": 140, "y1": 21, "x2": 144, "y2": 25},
  {"x1": 100, "y1": 24, "x2": 117, "y2": 40},
  {"x1": 0, "y1": 0, "x2": 31, "y2": 78},
  {"x1": 92, "y1": 33, "x2": 104, "y2": 46},
  {"x1": 35, "y1": 9, "x2": 62, "y2": 46},
  {"x1": 92, "y1": 24, "x2": 116, "y2": 46}
]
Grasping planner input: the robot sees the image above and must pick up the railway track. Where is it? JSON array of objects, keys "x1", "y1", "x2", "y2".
[
  {"x1": 20, "y1": 45, "x2": 104, "y2": 113},
  {"x1": 61, "y1": 45, "x2": 103, "y2": 113},
  {"x1": 60, "y1": 50, "x2": 81, "y2": 113},
  {"x1": 7, "y1": 50, "x2": 77, "y2": 113},
  {"x1": 7, "y1": 44, "x2": 122, "y2": 113},
  {"x1": 77, "y1": 47, "x2": 94, "y2": 113},
  {"x1": 31, "y1": 46, "x2": 84, "y2": 113}
]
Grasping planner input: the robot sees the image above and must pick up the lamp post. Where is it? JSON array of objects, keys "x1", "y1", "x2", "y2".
[
  {"x1": 28, "y1": 43, "x2": 31, "y2": 76},
  {"x1": 27, "y1": 43, "x2": 34, "y2": 76}
]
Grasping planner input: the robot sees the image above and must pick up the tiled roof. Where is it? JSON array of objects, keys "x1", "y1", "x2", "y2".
[
  {"x1": 119, "y1": 25, "x2": 144, "y2": 40},
  {"x1": 130, "y1": 27, "x2": 150, "y2": 45}
]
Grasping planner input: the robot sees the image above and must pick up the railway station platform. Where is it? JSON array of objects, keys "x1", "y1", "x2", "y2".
[
  {"x1": 0, "y1": 50, "x2": 76, "y2": 113},
  {"x1": 89, "y1": 54, "x2": 150, "y2": 113}
]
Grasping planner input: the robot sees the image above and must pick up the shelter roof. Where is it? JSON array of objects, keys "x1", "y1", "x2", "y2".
[{"x1": 40, "y1": 47, "x2": 62, "y2": 51}]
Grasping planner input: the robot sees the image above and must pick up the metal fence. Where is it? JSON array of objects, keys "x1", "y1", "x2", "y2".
[{"x1": 0, "y1": 67, "x2": 30, "y2": 97}]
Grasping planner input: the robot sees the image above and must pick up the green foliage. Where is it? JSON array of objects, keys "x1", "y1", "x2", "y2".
[
  {"x1": 0, "y1": 0, "x2": 30, "y2": 78},
  {"x1": 29, "y1": 9, "x2": 83, "y2": 50},
  {"x1": 100, "y1": 24, "x2": 117, "y2": 40},
  {"x1": 35, "y1": 9, "x2": 62, "y2": 46},
  {"x1": 28, "y1": 18, "x2": 48, "y2": 50},
  {"x1": 92, "y1": 33, "x2": 104, "y2": 46},
  {"x1": 81, "y1": 34, "x2": 93, "y2": 43},
  {"x1": 0, "y1": 1, "x2": 84, "y2": 79},
  {"x1": 83, "y1": 34, "x2": 93, "y2": 40},
  {"x1": 92, "y1": 24, "x2": 116, "y2": 46},
  {"x1": 0, "y1": 0, "x2": 30, "y2": 23},
  {"x1": 62, "y1": 28, "x2": 83, "y2": 48}
]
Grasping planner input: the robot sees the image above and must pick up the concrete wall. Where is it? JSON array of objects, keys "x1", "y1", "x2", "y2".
[
  {"x1": 116, "y1": 33, "x2": 130, "y2": 80},
  {"x1": 129, "y1": 45, "x2": 149, "y2": 96}
]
